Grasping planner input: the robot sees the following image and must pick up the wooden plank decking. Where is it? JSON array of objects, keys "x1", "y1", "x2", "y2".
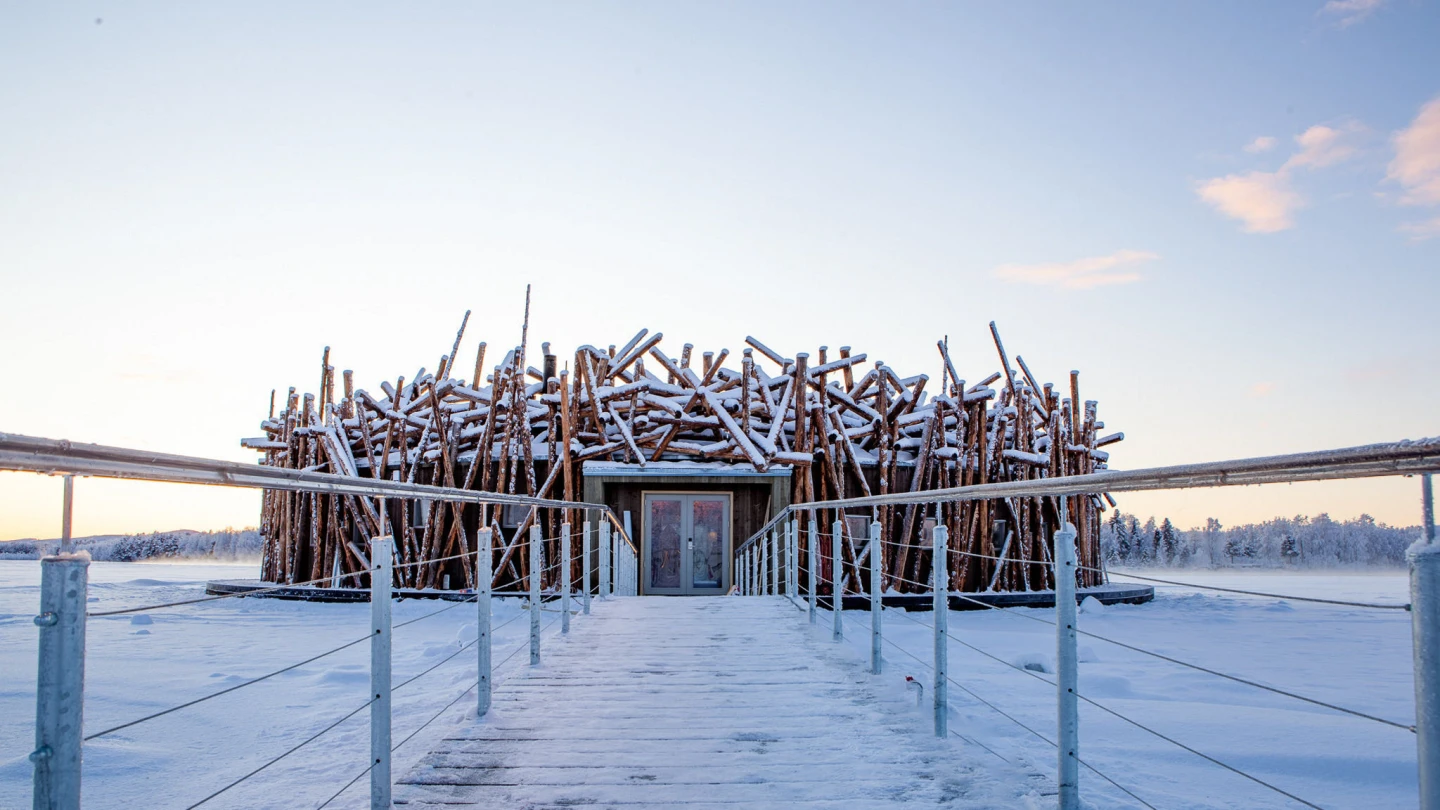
[{"x1": 394, "y1": 597, "x2": 1003, "y2": 808}]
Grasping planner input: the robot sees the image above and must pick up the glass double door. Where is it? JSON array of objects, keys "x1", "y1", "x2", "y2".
[{"x1": 644, "y1": 493, "x2": 729, "y2": 595}]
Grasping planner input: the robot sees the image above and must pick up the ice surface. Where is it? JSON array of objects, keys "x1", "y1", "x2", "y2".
[
  {"x1": 0, "y1": 560, "x2": 544, "y2": 810},
  {"x1": 844, "y1": 570, "x2": 1416, "y2": 809},
  {"x1": 0, "y1": 565, "x2": 1418, "y2": 809}
]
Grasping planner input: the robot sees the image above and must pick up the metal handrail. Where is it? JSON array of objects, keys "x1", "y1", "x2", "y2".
[
  {"x1": 0, "y1": 432, "x2": 640, "y2": 556},
  {"x1": 734, "y1": 436, "x2": 1440, "y2": 553}
]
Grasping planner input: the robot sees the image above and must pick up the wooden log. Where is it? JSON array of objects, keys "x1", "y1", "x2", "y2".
[
  {"x1": 607, "y1": 402, "x2": 645, "y2": 466},
  {"x1": 701, "y1": 390, "x2": 767, "y2": 470},
  {"x1": 744, "y1": 336, "x2": 788, "y2": 368}
]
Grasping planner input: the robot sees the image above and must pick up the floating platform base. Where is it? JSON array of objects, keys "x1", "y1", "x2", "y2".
[
  {"x1": 207, "y1": 579, "x2": 1152, "y2": 608},
  {"x1": 823, "y1": 582, "x2": 1155, "y2": 611}
]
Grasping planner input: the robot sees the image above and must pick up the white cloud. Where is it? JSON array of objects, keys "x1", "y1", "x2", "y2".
[
  {"x1": 1388, "y1": 96, "x2": 1440, "y2": 206},
  {"x1": 1244, "y1": 136, "x2": 1278, "y2": 154},
  {"x1": 1250, "y1": 382, "x2": 1277, "y2": 397},
  {"x1": 991, "y1": 249, "x2": 1158, "y2": 290},
  {"x1": 1282, "y1": 123, "x2": 1363, "y2": 170},
  {"x1": 1196, "y1": 171, "x2": 1302, "y2": 233},
  {"x1": 1398, "y1": 215, "x2": 1440, "y2": 241},
  {"x1": 1319, "y1": 0, "x2": 1385, "y2": 27},
  {"x1": 1200, "y1": 121, "x2": 1362, "y2": 232}
]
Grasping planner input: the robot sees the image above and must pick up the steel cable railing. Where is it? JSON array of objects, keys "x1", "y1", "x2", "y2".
[
  {"x1": 86, "y1": 567, "x2": 380, "y2": 617},
  {"x1": 47, "y1": 541, "x2": 596, "y2": 808},
  {"x1": 185, "y1": 592, "x2": 562, "y2": 809},
  {"x1": 777, "y1": 527, "x2": 1415, "y2": 731},
  {"x1": 185, "y1": 696, "x2": 377, "y2": 809},
  {"x1": 831, "y1": 607, "x2": 1157, "y2": 809},
  {"x1": 315, "y1": 612, "x2": 564, "y2": 810},
  {"x1": 940, "y1": 580, "x2": 1415, "y2": 733},
  {"x1": 871, "y1": 542, "x2": 1419, "y2": 734},
  {"x1": 935, "y1": 546, "x2": 1411, "y2": 610},
  {"x1": 1097, "y1": 567, "x2": 1411, "y2": 610},
  {"x1": 10, "y1": 431, "x2": 641, "y2": 810},
  {"x1": 82, "y1": 599, "x2": 528, "y2": 807},
  {"x1": 82, "y1": 630, "x2": 374, "y2": 742},
  {"x1": 853, "y1": 546, "x2": 1415, "y2": 806},
  {"x1": 78, "y1": 544, "x2": 566, "y2": 749},
  {"x1": 748, "y1": 510, "x2": 1420, "y2": 810}
]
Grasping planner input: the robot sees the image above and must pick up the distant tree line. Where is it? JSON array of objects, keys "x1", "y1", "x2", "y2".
[
  {"x1": 1099, "y1": 512, "x2": 1419, "y2": 569},
  {"x1": 0, "y1": 528, "x2": 262, "y2": 562}
]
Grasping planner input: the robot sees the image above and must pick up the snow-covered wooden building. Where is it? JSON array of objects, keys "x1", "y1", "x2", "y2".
[{"x1": 244, "y1": 315, "x2": 1121, "y2": 598}]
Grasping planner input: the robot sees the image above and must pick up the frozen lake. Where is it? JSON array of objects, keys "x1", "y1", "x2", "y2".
[
  {"x1": 850, "y1": 568, "x2": 1416, "y2": 809},
  {"x1": 0, "y1": 562, "x2": 1420, "y2": 809},
  {"x1": 0, "y1": 560, "x2": 544, "y2": 810}
]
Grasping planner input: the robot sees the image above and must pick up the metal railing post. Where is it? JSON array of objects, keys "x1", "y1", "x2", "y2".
[
  {"x1": 833, "y1": 513, "x2": 844, "y2": 641},
  {"x1": 1414, "y1": 475, "x2": 1439, "y2": 810},
  {"x1": 933, "y1": 525, "x2": 949, "y2": 738},
  {"x1": 1055, "y1": 523, "x2": 1080, "y2": 810},
  {"x1": 599, "y1": 519, "x2": 612, "y2": 598},
  {"x1": 60, "y1": 475, "x2": 74, "y2": 553},
  {"x1": 370, "y1": 535, "x2": 393, "y2": 810},
  {"x1": 870, "y1": 520, "x2": 882, "y2": 675},
  {"x1": 808, "y1": 511, "x2": 818, "y2": 624},
  {"x1": 529, "y1": 525, "x2": 542, "y2": 665},
  {"x1": 582, "y1": 520, "x2": 592, "y2": 616},
  {"x1": 747, "y1": 548, "x2": 755, "y2": 595},
  {"x1": 32, "y1": 551, "x2": 88, "y2": 810},
  {"x1": 767, "y1": 529, "x2": 776, "y2": 595},
  {"x1": 1424, "y1": 474, "x2": 1435, "y2": 543},
  {"x1": 759, "y1": 538, "x2": 766, "y2": 596},
  {"x1": 782, "y1": 524, "x2": 790, "y2": 595},
  {"x1": 787, "y1": 520, "x2": 798, "y2": 599},
  {"x1": 782, "y1": 522, "x2": 790, "y2": 597},
  {"x1": 622, "y1": 511, "x2": 634, "y2": 596},
  {"x1": 755, "y1": 539, "x2": 761, "y2": 595},
  {"x1": 561, "y1": 523, "x2": 572, "y2": 634},
  {"x1": 477, "y1": 528, "x2": 492, "y2": 717}
]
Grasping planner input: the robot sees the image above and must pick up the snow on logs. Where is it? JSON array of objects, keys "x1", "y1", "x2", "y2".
[{"x1": 246, "y1": 316, "x2": 1118, "y2": 595}]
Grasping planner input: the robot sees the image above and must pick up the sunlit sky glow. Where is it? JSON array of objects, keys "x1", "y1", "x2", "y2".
[{"x1": 2, "y1": 2, "x2": 1437, "y2": 541}]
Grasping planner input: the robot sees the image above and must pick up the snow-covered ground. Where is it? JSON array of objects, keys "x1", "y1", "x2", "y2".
[
  {"x1": 0, "y1": 560, "x2": 548, "y2": 810},
  {"x1": 0, "y1": 563, "x2": 1418, "y2": 809},
  {"x1": 840, "y1": 569, "x2": 1415, "y2": 810}
]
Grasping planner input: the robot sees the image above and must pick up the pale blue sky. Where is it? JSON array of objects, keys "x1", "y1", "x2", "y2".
[{"x1": 2, "y1": 2, "x2": 1437, "y2": 539}]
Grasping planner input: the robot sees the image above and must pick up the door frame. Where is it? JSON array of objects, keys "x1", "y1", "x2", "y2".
[{"x1": 641, "y1": 490, "x2": 733, "y2": 596}]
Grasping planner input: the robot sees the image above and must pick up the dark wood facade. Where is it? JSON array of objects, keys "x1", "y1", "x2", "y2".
[{"x1": 582, "y1": 466, "x2": 790, "y2": 595}]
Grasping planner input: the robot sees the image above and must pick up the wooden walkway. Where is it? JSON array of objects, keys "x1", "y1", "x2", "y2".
[{"x1": 395, "y1": 597, "x2": 1010, "y2": 808}]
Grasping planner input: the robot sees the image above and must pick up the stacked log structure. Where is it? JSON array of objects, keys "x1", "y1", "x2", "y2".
[{"x1": 244, "y1": 307, "x2": 1122, "y2": 595}]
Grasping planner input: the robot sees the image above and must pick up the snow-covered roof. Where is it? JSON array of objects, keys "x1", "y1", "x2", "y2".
[{"x1": 583, "y1": 460, "x2": 791, "y2": 478}]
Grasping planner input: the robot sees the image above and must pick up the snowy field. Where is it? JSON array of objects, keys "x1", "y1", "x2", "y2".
[
  {"x1": 0, "y1": 562, "x2": 1419, "y2": 809},
  {"x1": 838, "y1": 569, "x2": 1415, "y2": 810},
  {"x1": 0, "y1": 560, "x2": 548, "y2": 810}
]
